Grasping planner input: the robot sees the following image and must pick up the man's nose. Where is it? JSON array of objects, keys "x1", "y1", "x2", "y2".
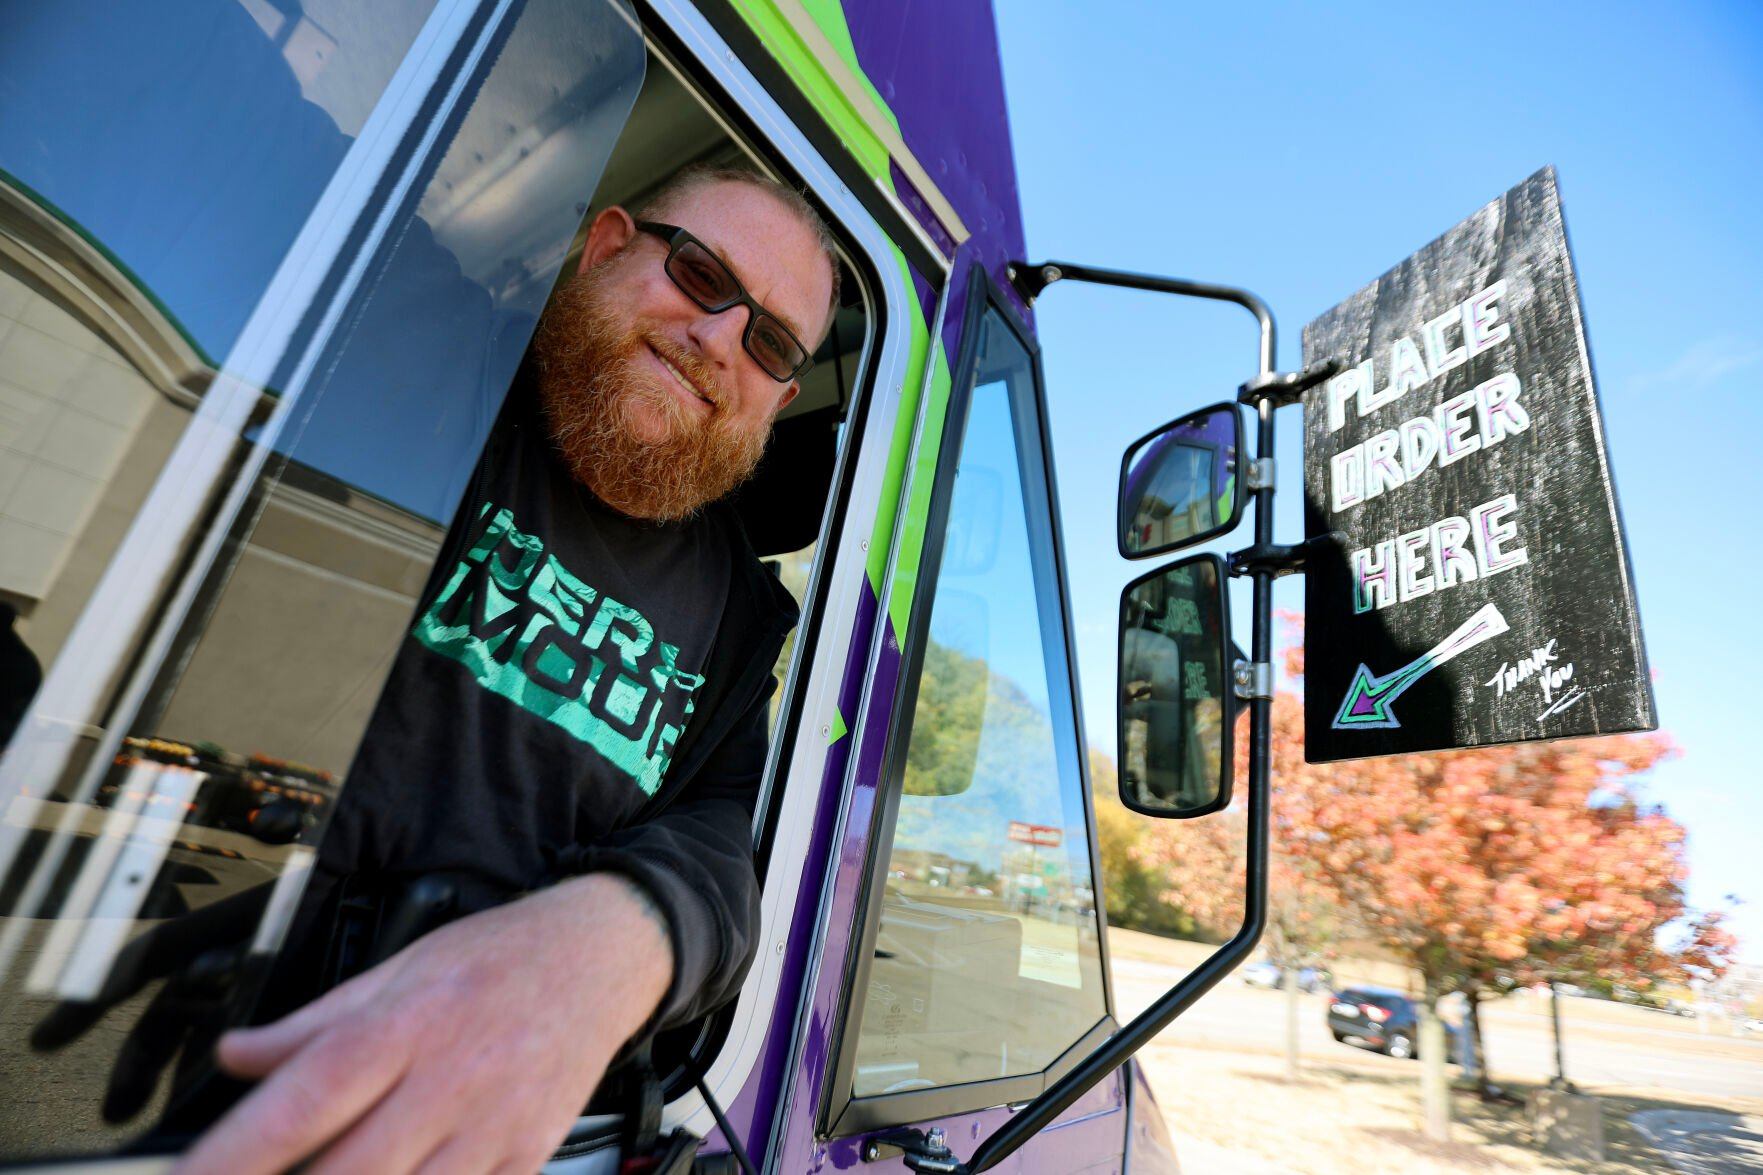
[{"x1": 687, "y1": 305, "x2": 748, "y2": 370}]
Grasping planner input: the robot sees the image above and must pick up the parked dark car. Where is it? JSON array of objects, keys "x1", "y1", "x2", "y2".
[{"x1": 1326, "y1": 986, "x2": 1458, "y2": 1060}]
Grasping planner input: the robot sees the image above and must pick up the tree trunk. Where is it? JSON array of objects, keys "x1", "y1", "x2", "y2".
[
  {"x1": 1419, "y1": 979, "x2": 1452, "y2": 1141},
  {"x1": 1549, "y1": 980, "x2": 1570, "y2": 1089},
  {"x1": 1465, "y1": 987, "x2": 1490, "y2": 1096},
  {"x1": 1284, "y1": 965, "x2": 1301, "y2": 1079}
]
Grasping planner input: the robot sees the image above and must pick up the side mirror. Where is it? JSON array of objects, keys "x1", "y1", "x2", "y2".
[
  {"x1": 1118, "y1": 402, "x2": 1245, "y2": 558},
  {"x1": 1118, "y1": 553, "x2": 1232, "y2": 818}
]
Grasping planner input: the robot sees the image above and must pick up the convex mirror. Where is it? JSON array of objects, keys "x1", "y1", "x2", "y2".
[
  {"x1": 1118, "y1": 553, "x2": 1233, "y2": 818},
  {"x1": 1118, "y1": 402, "x2": 1245, "y2": 558}
]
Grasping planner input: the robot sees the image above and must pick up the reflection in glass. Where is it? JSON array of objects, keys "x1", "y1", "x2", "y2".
[
  {"x1": 1119, "y1": 405, "x2": 1240, "y2": 556},
  {"x1": 0, "y1": 0, "x2": 440, "y2": 365},
  {"x1": 0, "y1": 2, "x2": 643, "y2": 1159},
  {"x1": 1119, "y1": 557, "x2": 1228, "y2": 815},
  {"x1": 852, "y1": 311, "x2": 1105, "y2": 1098}
]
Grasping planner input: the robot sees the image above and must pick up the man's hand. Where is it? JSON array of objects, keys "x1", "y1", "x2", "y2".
[{"x1": 176, "y1": 873, "x2": 673, "y2": 1175}]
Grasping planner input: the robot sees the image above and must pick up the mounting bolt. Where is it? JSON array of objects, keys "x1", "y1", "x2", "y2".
[{"x1": 1233, "y1": 659, "x2": 1273, "y2": 700}]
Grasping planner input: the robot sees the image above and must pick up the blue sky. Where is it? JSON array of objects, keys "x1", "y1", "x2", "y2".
[{"x1": 995, "y1": 1, "x2": 1763, "y2": 961}]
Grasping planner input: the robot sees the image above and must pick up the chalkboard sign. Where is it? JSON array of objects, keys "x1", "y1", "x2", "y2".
[{"x1": 1301, "y1": 167, "x2": 1654, "y2": 763}]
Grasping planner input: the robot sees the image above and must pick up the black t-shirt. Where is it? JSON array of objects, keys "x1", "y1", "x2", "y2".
[{"x1": 320, "y1": 383, "x2": 731, "y2": 895}]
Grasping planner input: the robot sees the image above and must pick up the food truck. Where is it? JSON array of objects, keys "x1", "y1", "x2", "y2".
[{"x1": 0, "y1": 1, "x2": 1649, "y2": 1171}]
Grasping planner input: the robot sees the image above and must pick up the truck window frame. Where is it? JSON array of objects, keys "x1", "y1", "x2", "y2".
[
  {"x1": 596, "y1": 0, "x2": 934, "y2": 1142},
  {"x1": 817, "y1": 267, "x2": 1116, "y2": 1138}
]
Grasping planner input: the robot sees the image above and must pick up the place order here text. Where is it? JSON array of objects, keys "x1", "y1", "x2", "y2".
[{"x1": 1320, "y1": 281, "x2": 1533, "y2": 613}]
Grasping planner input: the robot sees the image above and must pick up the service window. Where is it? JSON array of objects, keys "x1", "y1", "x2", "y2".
[
  {"x1": 0, "y1": 1, "x2": 652, "y2": 1160},
  {"x1": 0, "y1": 0, "x2": 878, "y2": 1160},
  {"x1": 0, "y1": 0, "x2": 450, "y2": 727},
  {"x1": 831, "y1": 290, "x2": 1108, "y2": 1130},
  {"x1": 565, "y1": 32, "x2": 878, "y2": 1094}
]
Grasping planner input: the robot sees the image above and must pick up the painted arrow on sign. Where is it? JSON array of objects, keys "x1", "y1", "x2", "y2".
[{"x1": 1332, "y1": 602, "x2": 1511, "y2": 730}]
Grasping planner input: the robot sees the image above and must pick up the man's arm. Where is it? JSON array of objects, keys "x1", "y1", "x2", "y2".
[
  {"x1": 178, "y1": 873, "x2": 671, "y2": 1175},
  {"x1": 563, "y1": 673, "x2": 776, "y2": 1032},
  {"x1": 176, "y1": 678, "x2": 777, "y2": 1173}
]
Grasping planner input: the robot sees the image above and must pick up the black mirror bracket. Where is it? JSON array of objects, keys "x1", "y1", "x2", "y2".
[
  {"x1": 1227, "y1": 531, "x2": 1341, "y2": 581},
  {"x1": 1236, "y1": 358, "x2": 1341, "y2": 408},
  {"x1": 1005, "y1": 261, "x2": 1063, "y2": 304}
]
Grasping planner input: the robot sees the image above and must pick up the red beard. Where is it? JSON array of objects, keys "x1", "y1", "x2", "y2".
[{"x1": 532, "y1": 263, "x2": 771, "y2": 522}]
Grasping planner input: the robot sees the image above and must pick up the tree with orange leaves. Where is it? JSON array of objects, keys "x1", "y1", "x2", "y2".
[
  {"x1": 1136, "y1": 617, "x2": 1734, "y2": 1139},
  {"x1": 1312, "y1": 724, "x2": 1734, "y2": 1130}
]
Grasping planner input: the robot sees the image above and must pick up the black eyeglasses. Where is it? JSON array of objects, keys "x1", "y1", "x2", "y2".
[{"x1": 634, "y1": 220, "x2": 814, "y2": 383}]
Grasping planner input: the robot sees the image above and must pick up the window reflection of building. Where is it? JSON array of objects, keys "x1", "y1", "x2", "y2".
[
  {"x1": 0, "y1": 4, "x2": 657, "y2": 1158},
  {"x1": 0, "y1": 178, "x2": 426, "y2": 1156},
  {"x1": 0, "y1": 179, "x2": 212, "y2": 715},
  {"x1": 0, "y1": 179, "x2": 444, "y2": 772}
]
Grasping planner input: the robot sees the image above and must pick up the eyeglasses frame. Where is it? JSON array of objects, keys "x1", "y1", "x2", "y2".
[{"x1": 633, "y1": 220, "x2": 815, "y2": 383}]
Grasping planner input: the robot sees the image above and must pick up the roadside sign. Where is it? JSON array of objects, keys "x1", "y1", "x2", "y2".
[
  {"x1": 1301, "y1": 167, "x2": 1655, "y2": 763},
  {"x1": 1008, "y1": 821, "x2": 1063, "y2": 848}
]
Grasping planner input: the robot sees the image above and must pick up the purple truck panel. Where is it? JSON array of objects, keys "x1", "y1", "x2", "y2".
[
  {"x1": 726, "y1": 580, "x2": 883, "y2": 1157},
  {"x1": 843, "y1": 0, "x2": 1034, "y2": 326},
  {"x1": 1125, "y1": 1058, "x2": 1180, "y2": 1173}
]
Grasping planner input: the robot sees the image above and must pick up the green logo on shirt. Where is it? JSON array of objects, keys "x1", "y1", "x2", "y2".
[{"x1": 412, "y1": 502, "x2": 705, "y2": 796}]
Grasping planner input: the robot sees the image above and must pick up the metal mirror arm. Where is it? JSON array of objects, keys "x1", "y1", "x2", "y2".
[
  {"x1": 927, "y1": 263, "x2": 1308, "y2": 1175},
  {"x1": 1008, "y1": 259, "x2": 1275, "y2": 376}
]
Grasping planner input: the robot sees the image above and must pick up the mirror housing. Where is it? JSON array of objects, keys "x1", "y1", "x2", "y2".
[
  {"x1": 1117, "y1": 553, "x2": 1233, "y2": 818},
  {"x1": 1118, "y1": 402, "x2": 1245, "y2": 558}
]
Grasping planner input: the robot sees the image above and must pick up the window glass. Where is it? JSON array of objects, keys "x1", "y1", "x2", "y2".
[
  {"x1": 0, "y1": 1, "x2": 643, "y2": 1160},
  {"x1": 0, "y1": 0, "x2": 439, "y2": 366},
  {"x1": 850, "y1": 307, "x2": 1106, "y2": 1098},
  {"x1": 0, "y1": 0, "x2": 438, "y2": 704}
]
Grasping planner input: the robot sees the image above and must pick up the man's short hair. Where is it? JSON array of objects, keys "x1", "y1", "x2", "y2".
[{"x1": 636, "y1": 163, "x2": 842, "y2": 347}]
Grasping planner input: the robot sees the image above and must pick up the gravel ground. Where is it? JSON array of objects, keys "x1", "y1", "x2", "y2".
[
  {"x1": 1109, "y1": 930, "x2": 1763, "y2": 1173},
  {"x1": 1138, "y1": 1039, "x2": 1747, "y2": 1175}
]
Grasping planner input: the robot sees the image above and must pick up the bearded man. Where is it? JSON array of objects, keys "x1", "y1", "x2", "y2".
[{"x1": 169, "y1": 166, "x2": 840, "y2": 1174}]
